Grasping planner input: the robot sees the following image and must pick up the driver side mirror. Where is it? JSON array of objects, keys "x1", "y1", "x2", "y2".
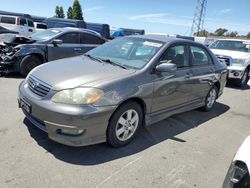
[
  {"x1": 155, "y1": 62, "x2": 177, "y2": 72},
  {"x1": 51, "y1": 39, "x2": 63, "y2": 46}
]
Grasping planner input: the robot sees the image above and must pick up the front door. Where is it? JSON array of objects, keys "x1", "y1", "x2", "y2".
[
  {"x1": 47, "y1": 32, "x2": 81, "y2": 61},
  {"x1": 151, "y1": 44, "x2": 194, "y2": 114}
]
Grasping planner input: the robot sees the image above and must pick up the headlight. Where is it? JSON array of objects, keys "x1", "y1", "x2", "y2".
[
  {"x1": 52, "y1": 88, "x2": 104, "y2": 105},
  {"x1": 233, "y1": 59, "x2": 245, "y2": 66}
]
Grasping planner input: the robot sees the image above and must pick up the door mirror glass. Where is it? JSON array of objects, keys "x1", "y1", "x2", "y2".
[
  {"x1": 156, "y1": 62, "x2": 177, "y2": 72},
  {"x1": 51, "y1": 39, "x2": 63, "y2": 46}
]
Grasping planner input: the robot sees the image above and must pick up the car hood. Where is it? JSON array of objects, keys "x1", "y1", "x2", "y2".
[
  {"x1": 30, "y1": 55, "x2": 136, "y2": 90},
  {"x1": 211, "y1": 49, "x2": 250, "y2": 59}
]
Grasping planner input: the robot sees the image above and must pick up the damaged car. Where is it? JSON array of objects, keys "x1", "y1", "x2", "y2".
[{"x1": 0, "y1": 27, "x2": 106, "y2": 76}]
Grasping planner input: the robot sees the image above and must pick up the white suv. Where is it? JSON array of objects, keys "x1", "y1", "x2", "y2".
[
  {"x1": 0, "y1": 15, "x2": 35, "y2": 36},
  {"x1": 210, "y1": 39, "x2": 250, "y2": 87}
]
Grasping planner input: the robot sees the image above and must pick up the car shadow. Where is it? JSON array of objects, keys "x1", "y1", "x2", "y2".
[
  {"x1": 226, "y1": 80, "x2": 250, "y2": 90},
  {"x1": 23, "y1": 102, "x2": 230, "y2": 165},
  {"x1": 1, "y1": 72, "x2": 23, "y2": 79}
]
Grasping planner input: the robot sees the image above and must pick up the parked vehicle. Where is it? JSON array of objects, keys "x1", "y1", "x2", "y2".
[
  {"x1": 210, "y1": 39, "x2": 250, "y2": 87},
  {"x1": 0, "y1": 26, "x2": 17, "y2": 34},
  {"x1": 86, "y1": 22, "x2": 110, "y2": 39},
  {"x1": 0, "y1": 14, "x2": 35, "y2": 36},
  {"x1": 18, "y1": 35, "x2": 227, "y2": 147},
  {"x1": 0, "y1": 27, "x2": 106, "y2": 76},
  {"x1": 43, "y1": 17, "x2": 86, "y2": 29},
  {"x1": 111, "y1": 28, "x2": 145, "y2": 37},
  {"x1": 223, "y1": 136, "x2": 250, "y2": 188},
  {"x1": 34, "y1": 22, "x2": 47, "y2": 32}
]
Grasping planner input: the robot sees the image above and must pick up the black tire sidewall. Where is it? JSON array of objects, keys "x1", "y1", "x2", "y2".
[
  {"x1": 202, "y1": 86, "x2": 218, "y2": 112},
  {"x1": 107, "y1": 102, "x2": 143, "y2": 147},
  {"x1": 20, "y1": 55, "x2": 41, "y2": 77}
]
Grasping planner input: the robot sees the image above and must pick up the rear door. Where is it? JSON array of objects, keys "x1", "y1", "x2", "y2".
[
  {"x1": 188, "y1": 45, "x2": 216, "y2": 102},
  {"x1": 151, "y1": 43, "x2": 194, "y2": 113},
  {"x1": 47, "y1": 32, "x2": 81, "y2": 61},
  {"x1": 0, "y1": 16, "x2": 17, "y2": 33},
  {"x1": 79, "y1": 33, "x2": 105, "y2": 54}
]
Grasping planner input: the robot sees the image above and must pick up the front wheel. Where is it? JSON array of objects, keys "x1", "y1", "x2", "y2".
[
  {"x1": 20, "y1": 55, "x2": 42, "y2": 77},
  {"x1": 107, "y1": 102, "x2": 143, "y2": 147},
  {"x1": 201, "y1": 86, "x2": 218, "y2": 112},
  {"x1": 236, "y1": 68, "x2": 249, "y2": 87}
]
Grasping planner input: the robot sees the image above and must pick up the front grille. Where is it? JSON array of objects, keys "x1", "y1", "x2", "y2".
[
  {"x1": 28, "y1": 76, "x2": 51, "y2": 97},
  {"x1": 216, "y1": 55, "x2": 231, "y2": 66}
]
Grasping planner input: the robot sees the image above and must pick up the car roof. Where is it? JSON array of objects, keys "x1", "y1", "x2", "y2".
[
  {"x1": 216, "y1": 38, "x2": 250, "y2": 42},
  {"x1": 48, "y1": 27, "x2": 106, "y2": 40},
  {"x1": 127, "y1": 34, "x2": 196, "y2": 44}
]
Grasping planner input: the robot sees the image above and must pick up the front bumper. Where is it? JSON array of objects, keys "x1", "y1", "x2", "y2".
[
  {"x1": 227, "y1": 66, "x2": 246, "y2": 80},
  {"x1": 18, "y1": 81, "x2": 117, "y2": 147}
]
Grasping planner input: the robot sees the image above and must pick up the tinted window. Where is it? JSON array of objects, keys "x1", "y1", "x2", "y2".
[
  {"x1": 80, "y1": 33, "x2": 101, "y2": 44},
  {"x1": 28, "y1": 20, "x2": 34, "y2": 27},
  {"x1": 20, "y1": 18, "x2": 26, "y2": 26},
  {"x1": 0, "y1": 16, "x2": 16, "y2": 24},
  {"x1": 57, "y1": 32, "x2": 80, "y2": 44},
  {"x1": 160, "y1": 45, "x2": 189, "y2": 68},
  {"x1": 190, "y1": 46, "x2": 210, "y2": 66},
  {"x1": 36, "y1": 23, "x2": 47, "y2": 29}
]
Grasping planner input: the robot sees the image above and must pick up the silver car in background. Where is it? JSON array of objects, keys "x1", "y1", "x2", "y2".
[{"x1": 18, "y1": 35, "x2": 227, "y2": 147}]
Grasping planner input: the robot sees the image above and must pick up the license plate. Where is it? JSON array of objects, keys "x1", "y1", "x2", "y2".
[{"x1": 19, "y1": 98, "x2": 31, "y2": 114}]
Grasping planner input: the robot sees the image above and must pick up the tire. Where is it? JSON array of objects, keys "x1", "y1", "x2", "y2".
[
  {"x1": 201, "y1": 86, "x2": 218, "y2": 112},
  {"x1": 20, "y1": 55, "x2": 42, "y2": 77},
  {"x1": 107, "y1": 101, "x2": 143, "y2": 147},
  {"x1": 236, "y1": 68, "x2": 249, "y2": 87}
]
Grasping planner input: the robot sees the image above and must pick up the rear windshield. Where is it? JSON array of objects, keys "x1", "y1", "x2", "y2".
[{"x1": 0, "y1": 16, "x2": 16, "y2": 25}]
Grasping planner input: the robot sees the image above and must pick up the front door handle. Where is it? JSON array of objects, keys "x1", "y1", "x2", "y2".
[
  {"x1": 185, "y1": 73, "x2": 193, "y2": 78},
  {"x1": 74, "y1": 48, "x2": 82, "y2": 51}
]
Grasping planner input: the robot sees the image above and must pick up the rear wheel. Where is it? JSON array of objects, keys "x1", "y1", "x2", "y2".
[
  {"x1": 107, "y1": 101, "x2": 143, "y2": 147},
  {"x1": 20, "y1": 55, "x2": 42, "y2": 77},
  {"x1": 201, "y1": 86, "x2": 218, "y2": 112}
]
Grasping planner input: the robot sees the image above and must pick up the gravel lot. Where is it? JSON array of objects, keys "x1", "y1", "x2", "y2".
[{"x1": 0, "y1": 75, "x2": 250, "y2": 188}]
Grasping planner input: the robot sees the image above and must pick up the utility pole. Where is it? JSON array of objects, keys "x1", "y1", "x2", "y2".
[{"x1": 190, "y1": 0, "x2": 207, "y2": 36}]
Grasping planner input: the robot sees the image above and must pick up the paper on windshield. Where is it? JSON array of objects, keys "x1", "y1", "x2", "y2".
[{"x1": 143, "y1": 41, "x2": 162, "y2": 48}]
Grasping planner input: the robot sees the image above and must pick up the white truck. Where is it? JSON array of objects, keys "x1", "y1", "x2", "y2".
[{"x1": 210, "y1": 39, "x2": 250, "y2": 87}]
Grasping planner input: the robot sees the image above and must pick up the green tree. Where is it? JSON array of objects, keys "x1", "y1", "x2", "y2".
[
  {"x1": 194, "y1": 29, "x2": 209, "y2": 37},
  {"x1": 247, "y1": 32, "x2": 250, "y2": 39},
  {"x1": 59, "y1": 6, "x2": 65, "y2": 18},
  {"x1": 54, "y1": 6, "x2": 60, "y2": 18},
  {"x1": 214, "y1": 28, "x2": 228, "y2": 36},
  {"x1": 54, "y1": 6, "x2": 64, "y2": 18},
  {"x1": 226, "y1": 31, "x2": 238, "y2": 38},
  {"x1": 67, "y1": 6, "x2": 73, "y2": 19},
  {"x1": 72, "y1": 0, "x2": 83, "y2": 20}
]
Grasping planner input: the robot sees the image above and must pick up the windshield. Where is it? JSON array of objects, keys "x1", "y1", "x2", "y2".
[
  {"x1": 86, "y1": 37, "x2": 164, "y2": 69},
  {"x1": 210, "y1": 40, "x2": 250, "y2": 53},
  {"x1": 31, "y1": 29, "x2": 61, "y2": 41}
]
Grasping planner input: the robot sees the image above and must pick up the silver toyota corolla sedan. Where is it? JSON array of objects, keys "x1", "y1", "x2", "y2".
[{"x1": 18, "y1": 35, "x2": 228, "y2": 147}]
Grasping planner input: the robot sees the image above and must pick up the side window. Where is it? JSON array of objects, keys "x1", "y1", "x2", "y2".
[
  {"x1": 0, "y1": 16, "x2": 16, "y2": 24},
  {"x1": 28, "y1": 20, "x2": 34, "y2": 27},
  {"x1": 57, "y1": 32, "x2": 80, "y2": 44},
  {"x1": 20, "y1": 18, "x2": 27, "y2": 26},
  {"x1": 160, "y1": 45, "x2": 189, "y2": 68},
  {"x1": 190, "y1": 46, "x2": 211, "y2": 66},
  {"x1": 80, "y1": 33, "x2": 101, "y2": 44}
]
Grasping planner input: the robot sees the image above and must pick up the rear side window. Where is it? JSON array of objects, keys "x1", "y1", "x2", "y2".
[
  {"x1": 190, "y1": 46, "x2": 211, "y2": 66},
  {"x1": 160, "y1": 45, "x2": 189, "y2": 68},
  {"x1": 57, "y1": 32, "x2": 80, "y2": 44},
  {"x1": 80, "y1": 33, "x2": 102, "y2": 44},
  {"x1": 0, "y1": 16, "x2": 16, "y2": 25},
  {"x1": 28, "y1": 20, "x2": 34, "y2": 27}
]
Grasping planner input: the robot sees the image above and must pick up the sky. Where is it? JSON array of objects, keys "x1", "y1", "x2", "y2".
[{"x1": 0, "y1": 0, "x2": 250, "y2": 35}]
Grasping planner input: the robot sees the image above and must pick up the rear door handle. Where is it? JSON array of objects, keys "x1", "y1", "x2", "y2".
[{"x1": 28, "y1": 29, "x2": 33, "y2": 32}]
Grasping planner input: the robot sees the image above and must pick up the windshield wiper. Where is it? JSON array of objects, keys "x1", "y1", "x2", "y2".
[
  {"x1": 84, "y1": 54, "x2": 103, "y2": 63},
  {"x1": 100, "y1": 59, "x2": 128, "y2": 69}
]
